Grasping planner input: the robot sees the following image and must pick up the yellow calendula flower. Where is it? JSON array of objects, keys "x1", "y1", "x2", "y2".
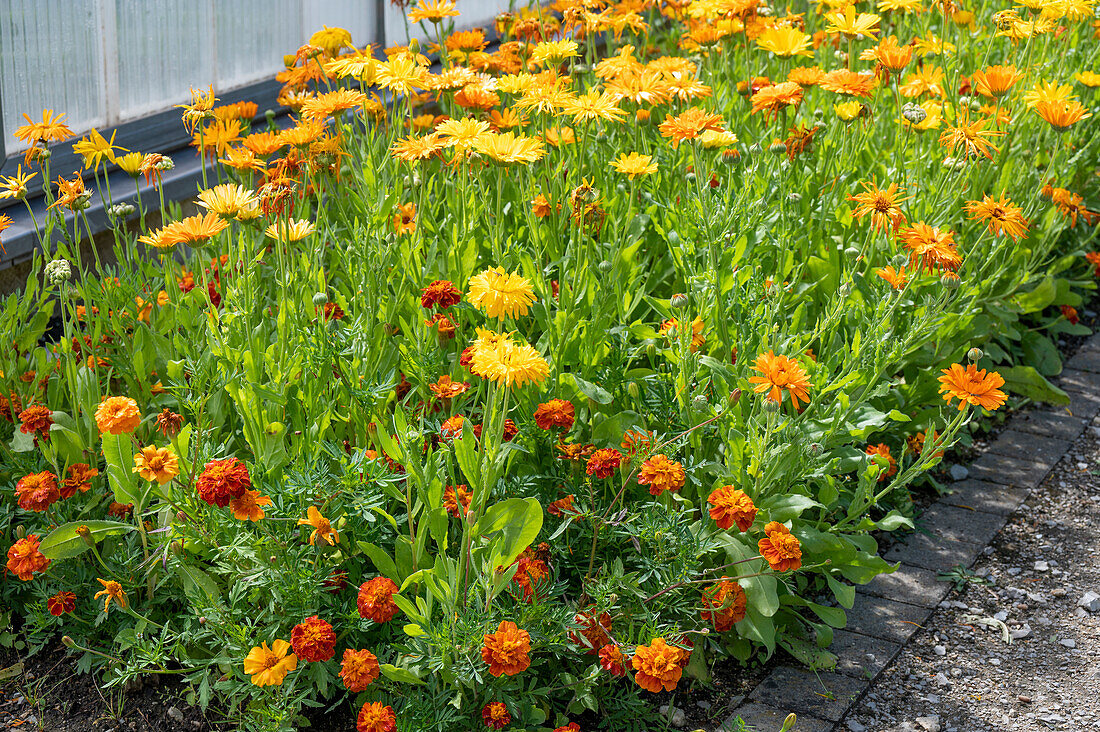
[
  {"x1": 72, "y1": 128, "x2": 127, "y2": 170},
  {"x1": 469, "y1": 332, "x2": 550, "y2": 388},
  {"x1": 835, "y1": 101, "x2": 863, "y2": 121},
  {"x1": 265, "y1": 219, "x2": 315, "y2": 241},
  {"x1": 611, "y1": 152, "x2": 657, "y2": 179},
  {"x1": 1075, "y1": 71, "x2": 1100, "y2": 88},
  {"x1": 472, "y1": 132, "x2": 546, "y2": 165},
  {"x1": 198, "y1": 183, "x2": 261, "y2": 220},
  {"x1": 467, "y1": 267, "x2": 537, "y2": 319}
]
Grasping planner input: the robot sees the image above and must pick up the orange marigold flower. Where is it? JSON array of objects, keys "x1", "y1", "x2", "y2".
[
  {"x1": 965, "y1": 192, "x2": 1029, "y2": 241},
  {"x1": 132, "y1": 445, "x2": 179, "y2": 484},
  {"x1": 758, "y1": 521, "x2": 803, "y2": 572},
  {"x1": 430, "y1": 375, "x2": 469, "y2": 400},
  {"x1": 243, "y1": 639, "x2": 298, "y2": 687},
  {"x1": 195, "y1": 458, "x2": 251, "y2": 507},
  {"x1": 865, "y1": 443, "x2": 898, "y2": 480},
  {"x1": 937, "y1": 363, "x2": 1007, "y2": 411},
  {"x1": 599, "y1": 643, "x2": 626, "y2": 675},
  {"x1": 632, "y1": 637, "x2": 685, "y2": 692},
  {"x1": 482, "y1": 702, "x2": 512, "y2": 729},
  {"x1": 229, "y1": 489, "x2": 272, "y2": 521},
  {"x1": 441, "y1": 414, "x2": 467, "y2": 440},
  {"x1": 298, "y1": 505, "x2": 339, "y2": 546},
  {"x1": 94, "y1": 578, "x2": 128, "y2": 612},
  {"x1": 290, "y1": 616, "x2": 336, "y2": 662},
  {"x1": 701, "y1": 578, "x2": 748, "y2": 631},
  {"x1": 16, "y1": 472, "x2": 60, "y2": 512},
  {"x1": 6, "y1": 535, "x2": 50, "y2": 580},
  {"x1": 548, "y1": 494, "x2": 578, "y2": 516},
  {"x1": 899, "y1": 222, "x2": 962, "y2": 273},
  {"x1": 94, "y1": 396, "x2": 141, "y2": 435},
  {"x1": 340, "y1": 648, "x2": 381, "y2": 691},
  {"x1": 482, "y1": 620, "x2": 532, "y2": 677},
  {"x1": 620, "y1": 429, "x2": 656, "y2": 456},
  {"x1": 658, "y1": 107, "x2": 725, "y2": 147},
  {"x1": 1061, "y1": 305, "x2": 1080, "y2": 324},
  {"x1": 534, "y1": 399, "x2": 575, "y2": 430},
  {"x1": 748, "y1": 351, "x2": 812, "y2": 410},
  {"x1": 108, "y1": 502, "x2": 133, "y2": 518},
  {"x1": 509, "y1": 553, "x2": 550, "y2": 601},
  {"x1": 570, "y1": 611, "x2": 613, "y2": 654},
  {"x1": 47, "y1": 590, "x2": 76, "y2": 616},
  {"x1": 421, "y1": 280, "x2": 462, "y2": 309},
  {"x1": 443, "y1": 484, "x2": 473, "y2": 518},
  {"x1": 707, "y1": 485, "x2": 757, "y2": 531},
  {"x1": 358, "y1": 577, "x2": 400, "y2": 623},
  {"x1": 637, "y1": 454, "x2": 686, "y2": 495},
  {"x1": 586, "y1": 448, "x2": 623, "y2": 479},
  {"x1": 18, "y1": 404, "x2": 53, "y2": 440},
  {"x1": 357, "y1": 702, "x2": 397, "y2": 732},
  {"x1": 59, "y1": 463, "x2": 96, "y2": 499}
]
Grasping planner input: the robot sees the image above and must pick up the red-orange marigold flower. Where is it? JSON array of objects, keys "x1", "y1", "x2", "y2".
[
  {"x1": 421, "y1": 280, "x2": 462, "y2": 309},
  {"x1": 534, "y1": 399, "x2": 575, "y2": 430},
  {"x1": 586, "y1": 448, "x2": 622, "y2": 479},
  {"x1": 358, "y1": 576, "x2": 400, "y2": 623},
  {"x1": 195, "y1": 458, "x2": 251, "y2": 507},
  {"x1": 707, "y1": 485, "x2": 757, "y2": 531},
  {"x1": 548, "y1": 494, "x2": 578, "y2": 516},
  {"x1": 290, "y1": 615, "x2": 336, "y2": 662},
  {"x1": 340, "y1": 648, "x2": 380, "y2": 691},
  {"x1": 18, "y1": 404, "x2": 53, "y2": 439},
  {"x1": 599, "y1": 643, "x2": 626, "y2": 676},
  {"x1": 701, "y1": 578, "x2": 748, "y2": 631},
  {"x1": 482, "y1": 702, "x2": 512, "y2": 729},
  {"x1": 47, "y1": 590, "x2": 77, "y2": 615},
  {"x1": 16, "y1": 472, "x2": 61, "y2": 512},
  {"x1": 481, "y1": 620, "x2": 532, "y2": 677},
  {"x1": 61, "y1": 463, "x2": 98, "y2": 499},
  {"x1": 637, "y1": 454, "x2": 685, "y2": 495},
  {"x1": 758, "y1": 521, "x2": 803, "y2": 572},
  {"x1": 357, "y1": 702, "x2": 397, "y2": 732},
  {"x1": 631, "y1": 637, "x2": 685, "y2": 692},
  {"x1": 444, "y1": 484, "x2": 472, "y2": 518},
  {"x1": 570, "y1": 611, "x2": 613, "y2": 654},
  {"x1": 6, "y1": 535, "x2": 50, "y2": 580}
]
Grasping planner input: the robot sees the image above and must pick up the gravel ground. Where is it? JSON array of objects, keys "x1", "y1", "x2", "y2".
[{"x1": 843, "y1": 417, "x2": 1100, "y2": 732}]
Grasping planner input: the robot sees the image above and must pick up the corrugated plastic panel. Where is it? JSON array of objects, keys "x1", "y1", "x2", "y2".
[
  {"x1": 216, "y1": 0, "x2": 304, "y2": 90},
  {"x1": 305, "y1": 0, "x2": 377, "y2": 51}
]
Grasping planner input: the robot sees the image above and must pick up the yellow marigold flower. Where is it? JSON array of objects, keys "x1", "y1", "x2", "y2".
[
  {"x1": 376, "y1": 54, "x2": 427, "y2": 96},
  {"x1": 755, "y1": 26, "x2": 813, "y2": 57},
  {"x1": 611, "y1": 152, "x2": 657, "y2": 179},
  {"x1": 265, "y1": 218, "x2": 316, "y2": 241},
  {"x1": 938, "y1": 363, "x2": 1007, "y2": 411},
  {"x1": 298, "y1": 505, "x2": 339, "y2": 546},
  {"x1": 467, "y1": 267, "x2": 536, "y2": 319},
  {"x1": 1022, "y1": 79, "x2": 1075, "y2": 109},
  {"x1": 230, "y1": 489, "x2": 273, "y2": 521},
  {"x1": 197, "y1": 183, "x2": 260, "y2": 220},
  {"x1": 95, "y1": 396, "x2": 141, "y2": 435},
  {"x1": 115, "y1": 152, "x2": 145, "y2": 176},
  {"x1": 132, "y1": 445, "x2": 180, "y2": 484},
  {"x1": 94, "y1": 578, "x2": 128, "y2": 613},
  {"x1": 243, "y1": 639, "x2": 298, "y2": 687}
]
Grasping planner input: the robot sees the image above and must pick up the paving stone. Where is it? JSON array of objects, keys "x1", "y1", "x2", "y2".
[
  {"x1": 828, "y1": 629, "x2": 902, "y2": 679},
  {"x1": 858, "y1": 563, "x2": 950, "y2": 608},
  {"x1": 841, "y1": 595, "x2": 933, "y2": 644},
  {"x1": 966, "y1": 452, "x2": 1053, "y2": 488},
  {"x1": 1080, "y1": 333, "x2": 1100, "y2": 352},
  {"x1": 883, "y1": 532, "x2": 979, "y2": 572},
  {"x1": 1010, "y1": 409, "x2": 1088, "y2": 441},
  {"x1": 941, "y1": 478, "x2": 1031, "y2": 516},
  {"x1": 916, "y1": 503, "x2": 1006, "y2": 546},
  {"x1": 750, "y1": 666, "x2": 868, "y2": 722},
  {"x1": 1059, "y1": 366, "x2": 1100, "y2": 391},
  {"x1": 723, "y1": 703, "x2": 832, "y2": 732},
  {"x1": 1066, "y1": 349, "x2": 1100, "y2": 374},
  {"x1": 985, "y1": 429, "x2": 1071, "y2": 462}
]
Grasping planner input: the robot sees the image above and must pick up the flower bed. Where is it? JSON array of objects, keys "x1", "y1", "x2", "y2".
[{"x1": 2, "y1": 2, "x2": 1099, "y2": 731}]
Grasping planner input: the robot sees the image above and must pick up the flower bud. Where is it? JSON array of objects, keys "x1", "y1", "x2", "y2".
[
  {"x1": 598, "y1": 260, "x2": 613, "y2": 273},
  {"x1": 762, "y1": 398, "x2": 780, "y2": 413},
  {"x1": 15, "y1": 525, "x2": 25, "y2": 539},
  {"x1": 312, "y1": 291, "x2": 329, "y2": 306},
  {"x1": 76, "y1": 524, "x2": 95, "y2": 547},
  {"x1": 780, "y1": 713, "x2": 797, "y2": 732},
  {"x1": 941, "y1": 273, "x2": 961, "y2": 289},
  {"x1": 627, "y1": 382, "x2": 642, "y2": 400},
  {"x1": 901, "y1": 103, "x2": 927, "y2": 125},
  {"x1": 891, "y1": 253, "x2": 909, "y2": 268},
  {"x1": 45, "y1": 258, "x2": 72, "y2": 286},
  {"x1": 967, "y1": 347, "x2": 984, "y2": 362},
  {"x1": 670, "y1": 293, "x2": 689, "y2": 308},
  {"x1": 769, "y1": 142, "x2": 788, "y2": 155},
  {"x1": 729, "y1": 388, "x2": 742, "y2": 403},
  {"x1": 39, "y1": 148, "x2": 52, "y2": 161},
  {"x1": 692, "y1": 394, "x2": 709, "y2": 413},
  {"x1": 787, "y1": 192, "x2": 802, "y2": 204},
  {"x1": 647, "y1": 342, "x2": 657, "y2": 360},
  {"x1": 844, "y1": 246, "x2": 860, "y2": 260},
  {"x1": 61, "y1": 636, "x2": 76, "y2": 648},
  {"x1": 198, "y1": 616, "x2": 207, "y2": 624},
  {"x1": 108, "y1": 202, "x2": 136, "y2": 219},
  {"x1": 808, "y1": 442, "x2": 823, "y2": 457}
]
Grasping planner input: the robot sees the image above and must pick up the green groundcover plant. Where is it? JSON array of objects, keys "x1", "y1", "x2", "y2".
[{"x1": 1, "y1": 0, "x2": 1099, "y2": 730}]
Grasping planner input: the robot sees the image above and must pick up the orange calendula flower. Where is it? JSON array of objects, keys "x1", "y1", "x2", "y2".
[
  {"x1": 707, "y1": 485, "x2": 757, "y2": 531},
  {"x1": 534, "y1": 399, "x2": 575, "y2": 430},
  {"x1": 758, "y1": 521, "x2": 803, "y2": 572},
  {"x1": 16, "y1": 472, "x2": 60, "y2": 512},
  {"x1": 95, "y1": 396, "x2": 141, "y2": 435},
  {"x1": 229, "y1": 489, "x2": 273, "y2": 521},
  {"x1": 899, "y1": 223, "x2": 962, "y2": 273},
  {"x1": 290, "y1": 616, "x2": 336, "y2": 662},
  {"x1": 14, "y1": 109, "x2": 74, "y2": 146},
  {"x1": 748, "y1": 351, "x2": 812, "y2": 410},
  {"x1": 637, "y1": 454, "x2": 686, "y2": 495},
  {"x1": 132, "y1": 445, "x2": 179, "y2": 484},
  {"x1": 94, "y1": 578, "x2": 128, "y2": 612},
  {"x1": 47, "y1": 590, "x2": 76, "y2": 616},
  {"x1": 1034, "y1": 98, "x2": 1091, "y2": 132},
  {"x1": 6, "y1": 535, "x2": 50, "y2": 580},
  {"x1": 340, "y1": 648, "x2": 380, "y2": 692},
  {"x1": 701, "y1": 578, "x2": 748, "y2": 631},
  {"x1": 482, "y1": 620, "x2": 532, "y2": 677},
  {"x1": 965, "y1": 192, "x2": 1029, "y2": 241},
  {"x1": 750, "y1": 81, "x2": 803, "y2": 120},
  {"x1": 408, "y1": 0, "x2": 459, "y2": 22},
  {"x1": 392, "y1": 202, "x2": 417, "y2": 235},
  {"x1": 467, "y1": 267, "x2": 536, "y2": 319},
  {"x1": 876, "y1": 266, "x2": 909, "y2": 289},
  {"x1": 658, "y1": 107, "x2": 725, "y2": 147},
  {"x1": 865, "y1": 443, "x2": 898, "y2": 480},
  {"x1": 971, "y1": 65, "x2": 1024, "y2": 98},
  {"x1": 821, "y1": 70, "x2": 878, "y2": 98},
  {"x1": 938, "y1": 363, "x2": 1008, "y2": 411},
  {"x1": 243, "y1": 639, "x2": 298, "y2": 687},
  {"x1": 658, "y1": 317, "x2": 706, "y2": 351},
  {"x1": 849, "y1": 181, "x2": 908, "y2": 232},
  {"x1": 586, "y1": 448, "x2": 623, "y2": 479},
  {"x1": 939, "y1": 110, "x2": 1003, "y2": 161},
  {"x1": 358, "y1": 577, "x2": 400, "y2": 623},
  {"x1": 357, "y1": 702, "x2": 397, "y2": 732},
  {"x1": 298, "y1": 505, "x2": 339, "y2": 546},
  {"x1": 196, "y1": 458, "x2": 251, "y2": 507},
  {"x1": 632, "y1": 637, "x2": 685, "y2": 692}
]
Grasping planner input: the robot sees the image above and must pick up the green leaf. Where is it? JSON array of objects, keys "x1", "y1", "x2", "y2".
[
  {"x1": 101, "y1": 432, "x2": 141, "y2": 505},
  {"x1": 379, "y1": 664, "x2": 426, "y2": 685},
  {"x1": 358, "y1": 541, "x2": 400, "y2": 582},
  {"x1": 177, "y1": 564, "x2": 222, "y2": 604},
  {"x1": 1021, "y1": 332, "x2": 1062, "y2": 377},
  {"x1": 1014, "y1": 276, "x2": 1057, "y2": 313},
  {"x1": 826, "y1": 575, "x2": 856, "y2": 609},
  {"x1": 777, "y1": 635, "x2": 837, "y2": 671},
  {"x1": 474, "y1": 498, "x2": 544, "y2": 569},
  {"x1": 761, "y1": 494, "x2": 823, "y2": 522},
  {"x1": 39, "y1": 521, "x2": 135, "y2": 559},
  {"x1": 561, "y1": 373, "x2": 613, "y2": 405},
  {"x1": 999, "y1": 365, "x2": 1069, "y2": 405}
]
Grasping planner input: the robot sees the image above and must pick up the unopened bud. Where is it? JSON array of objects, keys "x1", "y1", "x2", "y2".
[
  {"x1": 762, "y1": 398, "x2": 780, "y2": 413},
  {"x1": 75, "y1": 525, "x2": 95, "y2": 547},
  {"x1": 808, "y1": 442, "x2": 823, "y2": 457},
  {"x1": 780, "y1": 713, "x2": 797, "y2": 732},
  {"x1": 769, "y1": 142, "x2": 787, "y2": 155},
  {"x1": 198, "y1": 616, "x2": 207, "y2": 624},
  {"x1": 967, "y1": 347, "x2": 983, "y2": 362},
  {"x1": 670, "y1": 293, "x2": 689, "y2": 308},
  {"x1": 45, "y1": 258, "x2": 72, "y2": 286},
  {"x1": 312, "y1": 291, "x2": 329, "y2": 306},
  {"x1": 729, "y1": 388, "x2": 742, "y2": 403},
  {"x1": 901, "y1": 103, "x2": 927, "y2": 125},
  {"x1": 692, "y1": 394, "x2": 709, "y2": 413},
  {"x1": 844, "y1": 247, "x2": 860, "y2": 260},
  {"x1": 598, "y1": 260, "x2": 613, "y2": 273},
  {"x1": 61, "y1": 635, "x2": 77, "y2": 648},
  {"x1": 627, "y1": 382, "x2": 641, "y2": 400}
]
